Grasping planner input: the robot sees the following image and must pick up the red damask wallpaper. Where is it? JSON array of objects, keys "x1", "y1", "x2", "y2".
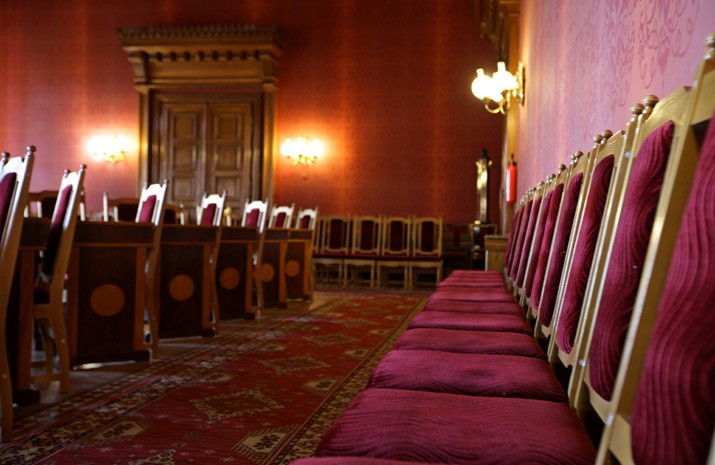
[
  {"x1": 518, "y1": 0, "x2": 715, "y2": 195},
  {"x1": 0, "y1": 0, "x2": 503, "y2": 224}
]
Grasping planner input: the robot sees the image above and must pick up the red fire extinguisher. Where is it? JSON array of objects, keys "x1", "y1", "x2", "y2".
[{"x1": 506, "y1": 156, "x2": 517, "y2": 205}]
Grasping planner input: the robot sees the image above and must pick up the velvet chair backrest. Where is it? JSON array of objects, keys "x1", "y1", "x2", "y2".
[
  {"x1": 321, "y1": 216, "x2": 350, "y2": 254},
  {"x1": 0, "y1": 149, "x2": 34, "y2": 311},
  {"x1": 135, "y1": 181, "x2": 167, "y2": 226},
  {"x1": 268, "y1": 203, "x2": 295, "y2": 229},
  {"x1": 296, "y1": 207, "x2": 318, "y2": 230},
  {"x1": 412, "y1": 217, "x2": 442, "y2": 257},
  {"x1": 241, "y1": 199, "x2": 268, "y2": 232},
  {"x1": 381, "y1": 217, "x2": 411, "y2": 257},
  {"x1": 38, "y1": 165, "x2": 86, "y2": 297},
  {"x1": 198, "y1": 191, "x2": 226, "y2": 226},
  {"x1": 350, "y1": 215, "x2": 381, "y2": 255}
]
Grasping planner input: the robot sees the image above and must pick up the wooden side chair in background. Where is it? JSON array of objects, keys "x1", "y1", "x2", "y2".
[
  {"x1": 409, "y1": 217, "x2": 443, "y2": 290},
  {"x1": 377, "y1": 216, "x2": 411, "y2": 289},
  {"x1": 163, "y1": 202, "x2": 185, "y2": 225},
  {"x1": 0, "y1": 148, "x2": 34, "y2": 442},
  {"x1": 313, "y1": 215, "x2": 351, "y2": 285},
  {"x1": 344, "y1": 215, "x2": 382, "y2": 288},
  {"x1": 31, "y1": 164, "x2": 87, "y2": 392},
  {"x1": 102, "y1": 192, "x2": 139, "y2": 222},
  {"x1": 197, "y1": 191, "x2": 226, "y2": 227}
]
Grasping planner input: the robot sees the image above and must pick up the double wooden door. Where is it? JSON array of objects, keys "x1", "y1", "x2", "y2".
[{"x1": 151, "y1": 94, "x2": 263, "y2": 221}]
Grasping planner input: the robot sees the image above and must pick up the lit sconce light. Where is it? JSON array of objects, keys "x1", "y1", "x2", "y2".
[
  {"x1": 281, "y1": 137, "x2": 324, "y2": 166},
  {"x1": 471, "y1": 61, "x2": 525, "y2": 114},
  {"x1": 87, "y1": 133, "x2": 130, "y2": 163}
]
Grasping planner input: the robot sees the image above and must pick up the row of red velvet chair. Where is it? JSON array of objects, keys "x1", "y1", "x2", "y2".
[
  {"x1": 314, "y1": 215, "x2": 443, "y2": 289},
  {"x1": 289, "y1": 34, "x2": 715, "y2": 465}
]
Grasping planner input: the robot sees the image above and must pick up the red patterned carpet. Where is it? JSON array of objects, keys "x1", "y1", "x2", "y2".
[{"x1": 1, "y1": 291, "x2": 426, "y2": 464}]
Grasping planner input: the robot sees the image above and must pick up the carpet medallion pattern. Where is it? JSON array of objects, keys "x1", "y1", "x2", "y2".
[{"x1": 1, "y1": 292, "x2": 425, "y2": 464}]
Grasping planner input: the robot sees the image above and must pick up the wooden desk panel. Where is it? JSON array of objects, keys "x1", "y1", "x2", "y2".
[
  {"x1": 158, "y1": 225, "x2": 218, "y2": 339},
  {"x1": 66, "y1": 222, "x2": 154, "y2": 366},
  {"x1": 286, "y1": 229, "x2": 313, "y2": 301},
  {"x1": 260, "y1": 228, "x2": 289, "y2": 309},
  {"x1": 7, "y1": 218, "x2": 49, "y2": 405},
  {"x1": 215, "y1": 227, "x2": 258, "y2": 320}
]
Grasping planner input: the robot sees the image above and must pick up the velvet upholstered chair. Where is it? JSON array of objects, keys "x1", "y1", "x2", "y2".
[
  {"x1": 314, "y1": 215, "x2": 350, "y2": 285},
  {"x1": 295, "y1": 206, "x2": 318, "y2": 230},
  {"x1": 0, "y1": 148, "x2": 34, "y2": 442},
  {"x1": 377, "y1": 216, "x2": 411, "y2": 289},
  {"x1": 197, "y1": 191, "x2": 226, "y2": 227},
  {"x1": 136, "y1": 181, "x2": 168, "y2": 352},
  {"x1": 268, "y1": 203, "x2": 295, "y2": 229},
  {"x1": 343, "y1": 215, "x2": 381, "y2": 288},
  {"x1": 31, "y1": 164, "x2": 87, "y2": 393},
  {"x1": 241, "y1": 199, "x2": 269, "y2": 232},
  {"x1": 408, "y1": 217, "x2": 443, "y2": 290}
]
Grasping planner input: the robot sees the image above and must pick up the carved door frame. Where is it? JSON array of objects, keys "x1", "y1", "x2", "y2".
[{"x1": 119, "y1": 24, "x2": 284, "y2": 205}]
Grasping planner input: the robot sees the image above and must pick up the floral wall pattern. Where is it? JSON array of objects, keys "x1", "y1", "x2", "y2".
[{"x1": 518, "y1": 0, "x2": 714, "y2": 195}]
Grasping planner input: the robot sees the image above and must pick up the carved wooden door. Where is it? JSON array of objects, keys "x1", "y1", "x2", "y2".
[{"x1": 153, "y1": 94, "x2": 261, "y2": 221}]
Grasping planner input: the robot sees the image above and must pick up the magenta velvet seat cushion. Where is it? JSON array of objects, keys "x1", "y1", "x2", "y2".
[
  {"x1": 555, "y1": 155, "x2": 615, "y2": 354},
  {"x1": 448, "y1": 270, "x2": 502, "y2": 278},
  {"x1": 291, "y1": 458, "x2": 444, "y2": 465},
  {"x1": 368, "y1": 350, "x2": 566, "y2": 402},
  {"x1": 536, "y1": 173, "x2": 584, "y2": 324},
  {"x1": 393, "y1": 328, "x2": 545, "y2": 358},
  {"x1": 437, "y1": 279, "x2": 506, "y2": 288},
  {"x1": 423, "y1": 300, "x2": 523, "y2": 316},
  {"x1": 427, "y1": 289, "x2": 515, "y2": 304},
  {"x1": 589, "y1": 121, "x2": 674, "y2": 400},
  {"x1": 515, "y1": 196, "x2": 542, "y2": 287},
  {"x1": 504, "y1": 206, "x2": 524, "y2": 269},
  {"x1": 408, "y1": 311, "x2": 531, "y2": 334},
  {"x1": 274, "y1": 211, "x2": 287, "y2": 227},
  {"x1": 137, "y1": 194, "x2": 157, "y2": 223},
  {"x1": 630, "y1": 110, "x2": 715, "y2": 465},
  {"x1": 316, "y1": 389, "x2": 596, "y2": 465}
]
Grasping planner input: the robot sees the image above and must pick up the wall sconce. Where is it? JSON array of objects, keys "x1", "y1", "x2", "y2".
[
  {"x1": 281, "y1": 137, "x2": 324, "y2": 166},
  {"x1": 471, "y1": 62, "x2": 525, "y2": 114},
  {"x1": 87, "y1": 134, "x2": 129, "y2": 163}
]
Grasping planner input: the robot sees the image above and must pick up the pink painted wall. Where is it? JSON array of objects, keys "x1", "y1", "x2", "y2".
[
  {"x1": 0, "y1": 0, "x2": 503, "y2": 224},
  {"x1": 518, "y1": 0, "x2": 715, "y2": 195}
]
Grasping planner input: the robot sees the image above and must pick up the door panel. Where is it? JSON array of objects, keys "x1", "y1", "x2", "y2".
[{"x1": 154, "y1": 95, "x2": 259, "y2": 222}]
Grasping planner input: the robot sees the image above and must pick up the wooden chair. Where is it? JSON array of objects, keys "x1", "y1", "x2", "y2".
[
  {"x1": 237, "y1": 199, "x2": 269, "y2": 314},
  {"x1": 197, "y1": 191, "x2": 227, "y2": 227},
  {"x1": 102, "y1": 192, "x2": 139, "y2": 222},
  {"x1": 197, "y1": 191, "x2": 226, "y2": 328},
  {"x1": 0, "y1": 147, "x2": 34, "y2": 442},
  {"x1": 295, "y1": 206, "x2": 318, "y2": 230},
  {"x1": 241, "y1": 199, "x2": 269, "y2": 232},
  {"x1": 344, "y1": 215, "x2": 382, "y2": 288},
  {"x1": 162, "y1": 202, "x2": 185, "y2": 225},
  {"x1": 596, "y1": 34, "x2": 715, "y2": 464},
  {"x1": 136, "y1": 181, "x2": 168, "y2": 352},
  {"x1": 25, "y1": 190, "x2": 58, "y2": 219},
  {"x1": 31, "y1": 164, "x2": 87, "y2": 392},
  {"x1": 377, "y1": 216, "x2": 411, "y2": 289},
  {"x1": 314, "y1": 215, "x2": 351, "y2": 285},
  {"x1": 409, "y1": 217, "x2": 443, "y2": 290},
  {"x1": 268, "y1": 203, "x2": 295, "y2": 228}
]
